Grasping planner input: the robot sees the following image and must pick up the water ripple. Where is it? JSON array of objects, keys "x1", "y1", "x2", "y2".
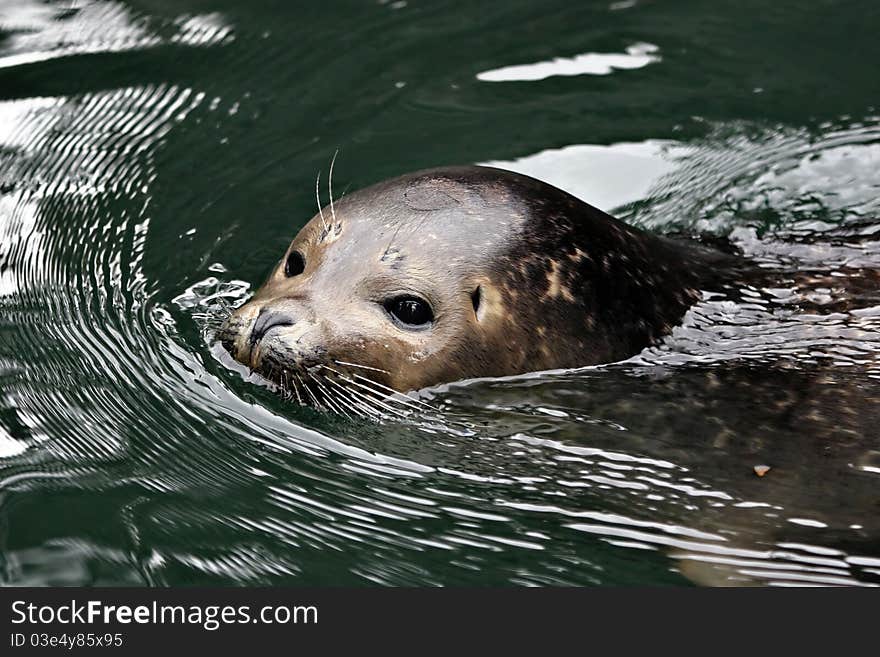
[{"x1": 1, "y1": 0, "x2": 878, "y2": 587}]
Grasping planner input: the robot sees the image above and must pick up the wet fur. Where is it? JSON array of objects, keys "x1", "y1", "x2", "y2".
[{"x1": 219, "y1": 166, "x2": 742, "y2": 412}]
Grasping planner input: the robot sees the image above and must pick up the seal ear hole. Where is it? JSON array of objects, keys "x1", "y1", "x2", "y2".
[
  {"x1": 284, "y1": 250, "x2": 305, "y2": 277},
  {"x1": 471, "y1": 286, "x2": 482, "y2": 319}
]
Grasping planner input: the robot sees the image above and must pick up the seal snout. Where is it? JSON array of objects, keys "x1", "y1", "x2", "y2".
[{"x1": 249, "y1": 309, "x2": 296, "y2": 347}]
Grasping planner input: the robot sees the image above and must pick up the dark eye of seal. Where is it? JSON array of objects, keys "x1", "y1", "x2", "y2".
[
  {"x1": 284, "y1": 250, "x2": 305, "y2": 277},
  {"x1": 384, "y1": 295, "x2": 434, "y2": 329}
]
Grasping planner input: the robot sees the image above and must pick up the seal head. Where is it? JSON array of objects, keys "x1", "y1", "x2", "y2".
[{"x1": 219, "y1": 166, "x2": 725, "y2": 402}]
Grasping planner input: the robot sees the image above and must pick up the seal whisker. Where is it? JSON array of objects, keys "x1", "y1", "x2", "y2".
[
  {"x1": 295, "y1": 373, "x2": 323, "y2": 410},
  {"x1": 328, "y1": 386, "x2": 372, "y2": 419},
  {"x1": 308, "y1": 369, "x2": 367, "y2": 418},
  {"x1": 322, "y1": 364, "x2": 434, "y2": 412},
  {"x1": 335, "y1": 378, "x2": 409, "y2": 418},
  {"x1": 323, "y1": 376, "x2": 384, "y2": 419},
  {"x1": 329, "y1": 389, "x2": 369, "y2": 419},
  {"x1": 306, "y1": 377, "x2": 331, "y2": 412},
  {"x1": 328, "y1": 148, "x2": 339, "y2": 228},
  {"x1": 306, "y1": 370, "x2": 351, "y2": 419},
  {"x1": 381, "y1": 223, "x2": 404, "y2": 262},
  {"x1": 268, "y1": 365, "x2": 284, "y2": 398},
  {"x1": 283, "y1": 371, "x2": 297, "y2": 403},
  {"x1": 315, "y1": 169, "x2": 328, "y2": 234},
  {"x1": 324, "y1": 378, "x2": 383, "y2": 419},
  {"x1": 332, "y1": 359, "x2": 391, "y2": 375},
  {"x1": 351, "y1": 374, "x2": 438, "y2": 412},
  {"x1": 344, "y1": 370, "x2": 439, "y2": 412},
  {"x1": 287, "y1": 370, "x2": 303, "y2": 406},
  {"x1": 319, "y1": 366, "x2": 414, "y2": 417},
  {"x1": 305, "y1": 374, "x2": 334, "y2": 413}
]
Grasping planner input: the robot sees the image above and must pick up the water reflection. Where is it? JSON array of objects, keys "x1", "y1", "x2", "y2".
[
  {"x1": 0, "y1": 0, "x2": 878, "y2": 586},
  {"x1": 476, "y1": 43, "x2": 660, "y2": 82},
  {"x1": 482, "y1": 141, "x2": 681, "y2": 212}
]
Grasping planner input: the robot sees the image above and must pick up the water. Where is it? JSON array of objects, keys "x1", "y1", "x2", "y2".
[{"x1": 1, "y1": 0, "x2": 879, "y2": 586}]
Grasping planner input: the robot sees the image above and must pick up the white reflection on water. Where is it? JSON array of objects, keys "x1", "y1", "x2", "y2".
[
  {"x1": 485, "y1": 119, "x2": 880, "y2": 234},
  {"x1": 0, "y1": 0, "x2": 232, "y2": 69},
  {"x1": 481, "y1": 140, "x2": 682, "y2": 212},
  {"x1": 477, "y1": 42, "x2": 660, "y2": 82},
  {"x1": 0, "y1": 424, "x2": 27, "y2": 458}
]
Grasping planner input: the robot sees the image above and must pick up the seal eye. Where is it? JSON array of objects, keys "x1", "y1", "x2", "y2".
[
  {"x1": 284, "y1": 250, "x2": 305, "y2": 277},
  {"x1": 384, "y1": 295, "x2": 434, "y2": 329}
]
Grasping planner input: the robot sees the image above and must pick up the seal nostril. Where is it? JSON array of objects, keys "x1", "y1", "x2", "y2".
[{"x1": 250, "y1": 309, "x2": 296, "y2": 346}]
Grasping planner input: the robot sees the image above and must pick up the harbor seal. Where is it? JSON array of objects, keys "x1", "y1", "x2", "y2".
[{"x1": 218, "y1": 165, "x2": 736, "y2": 411}]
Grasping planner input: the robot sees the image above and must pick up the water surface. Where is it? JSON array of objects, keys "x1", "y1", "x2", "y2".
[{"x1": 1, "y1": 0, "x2": 879, "y2": 586}]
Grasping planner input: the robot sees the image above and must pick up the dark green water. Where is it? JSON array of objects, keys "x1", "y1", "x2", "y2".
[{"x1": 1, "y1": 0, "x2": 879, "y2": 586}]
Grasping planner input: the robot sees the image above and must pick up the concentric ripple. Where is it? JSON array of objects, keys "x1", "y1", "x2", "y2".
[{"x1": 1, "y1": 0, "x2": 879, "y2": 586}]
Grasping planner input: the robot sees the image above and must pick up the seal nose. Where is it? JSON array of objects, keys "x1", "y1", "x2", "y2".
[{"x1": 250, "y1": 309, "x2": 296, "y2": 346}]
